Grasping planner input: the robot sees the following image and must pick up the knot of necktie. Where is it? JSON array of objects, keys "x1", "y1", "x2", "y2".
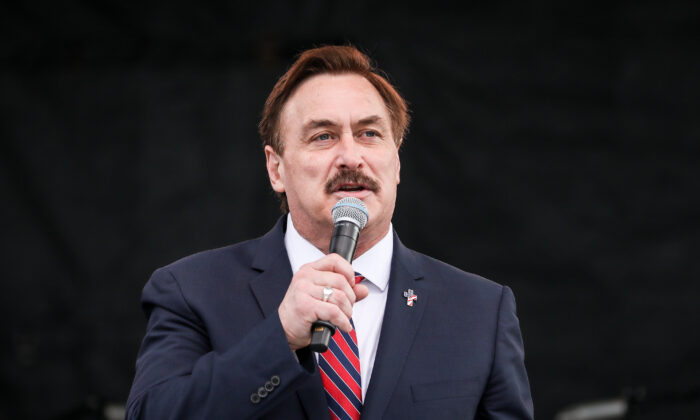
[{"x1": 354, "y1": 272, "x2": 364, "y2": 284}]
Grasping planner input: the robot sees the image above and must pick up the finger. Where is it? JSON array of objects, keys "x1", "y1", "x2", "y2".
[
  {"x1": 353, "y1": 283, "x2": 369, "y2": 302},
  {"x1": 308, "y1": 253, "x2": 354, "y2": 284},
  {"x1": 321, "y1": 286, "x2": 353, "y2": 319},
  {"x1": 315, "y1": 303, "x2": 352, "y2": 332},
  {"x1": 311, "y1": 271, "x2": 356, "y2": 305},
  {"x1": 291, "y1": 264, "x2": 355, "y2": 306}
]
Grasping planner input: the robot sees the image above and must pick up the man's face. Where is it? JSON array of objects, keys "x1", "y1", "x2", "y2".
[{"x1": 265, "y1": 73, "x2": 401, "y2": 245}]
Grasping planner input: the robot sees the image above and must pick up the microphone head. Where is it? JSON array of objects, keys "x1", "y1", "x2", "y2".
[{"x1": 332, "y1": 197, "x2": 369, "y2": 230}]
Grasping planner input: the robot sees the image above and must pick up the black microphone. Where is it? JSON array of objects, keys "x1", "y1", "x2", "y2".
[{"x1": 309, "y1": 197, "x2": 369, "y2": 353}]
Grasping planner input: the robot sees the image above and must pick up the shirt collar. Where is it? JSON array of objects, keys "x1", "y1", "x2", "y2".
[{"x1": 284, "y1": 213, "x2": 393, "y2": 291}]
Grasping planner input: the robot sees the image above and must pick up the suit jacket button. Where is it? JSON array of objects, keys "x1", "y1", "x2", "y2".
[
  {"x1": 250, "y1": 393, "x2": 261, "y2": 404},
  {"x1": 257, "y1": 386, "x2": 269, "y2": 398},
  {"x1": 264, "y1": 381, "x2": 274, "y2": 392},
  {"x1": 270, "y1": 375, "x2": 281, "y2": 386}
]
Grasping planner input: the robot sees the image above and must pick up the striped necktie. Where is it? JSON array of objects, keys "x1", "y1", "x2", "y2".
[{"x1": 318, "y1": 273, "x2": 364, "y2": 420}]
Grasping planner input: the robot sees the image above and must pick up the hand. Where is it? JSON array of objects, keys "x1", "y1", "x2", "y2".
[{"x1": 278, "y1": 253, "x2": 369, "y2": 351}]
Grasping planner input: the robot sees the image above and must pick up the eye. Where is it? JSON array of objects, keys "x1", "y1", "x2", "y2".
[
  {"x1": 316, "y1": 133, "x2": 331, "y2": 141},
  {"x1": 363, "y1": 130, "x2": 377, "y2": 137}
]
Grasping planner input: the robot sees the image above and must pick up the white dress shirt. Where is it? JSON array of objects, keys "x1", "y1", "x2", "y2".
[{"x1": 284, "y1": 214, "x2": 392, "y2": 401}]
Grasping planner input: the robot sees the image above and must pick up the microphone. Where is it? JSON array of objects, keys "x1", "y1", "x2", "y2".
[{"x1": 309, "y1": 197, "x2": 369, "y2": 353}]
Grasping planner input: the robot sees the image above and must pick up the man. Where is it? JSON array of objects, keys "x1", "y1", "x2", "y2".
[{"x1": 126, "y1": 45, "x2": 533, "y2": 419}]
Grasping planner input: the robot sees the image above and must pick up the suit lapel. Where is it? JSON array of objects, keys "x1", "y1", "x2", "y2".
[
  {"x1": 362, "y1": 233, "x2": 427, "y2": 419},
  {"x1": 248, "y1": 217, "x2": 292, "y2": 317},
  {"x1": 247, "y1": 216, "x2": 329, "y2": 420}
]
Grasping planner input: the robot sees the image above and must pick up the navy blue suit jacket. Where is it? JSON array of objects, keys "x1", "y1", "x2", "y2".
[{"x1": 126, "y1": 217, "x2": 533, "y2": 419}]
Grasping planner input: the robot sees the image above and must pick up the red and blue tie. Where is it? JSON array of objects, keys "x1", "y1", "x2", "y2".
[{"x1": 318, "y1": 273, "x2": 364, "y2": 420}]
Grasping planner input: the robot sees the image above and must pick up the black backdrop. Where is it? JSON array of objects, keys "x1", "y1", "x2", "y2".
[{"x1": 2, "y1": 2, "x2": 699, "y2": 419}]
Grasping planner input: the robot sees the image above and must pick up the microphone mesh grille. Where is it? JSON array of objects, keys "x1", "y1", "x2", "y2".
[{"x1": 331, "y1": 197, "x2": 369, "y2": 229}]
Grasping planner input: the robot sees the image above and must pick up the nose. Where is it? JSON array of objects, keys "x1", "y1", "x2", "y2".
[{"x1": 335, "y1": 131, "x2": 363, "y2": 169}]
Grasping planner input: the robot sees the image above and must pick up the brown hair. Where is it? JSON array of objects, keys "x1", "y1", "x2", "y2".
[
  {"x1": 259, "y1": 45, "x2": 410, "y2": 154},
  {"x1": 259, "y1": 45, "x2": 410, "y2": 211}
]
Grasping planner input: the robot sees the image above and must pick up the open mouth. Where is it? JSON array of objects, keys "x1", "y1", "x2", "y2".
[
  {"x1": 337, "y1": 183, "x2": 366, "y2": 192},
  {"x1": 325, "y1": 169, "x2": 380, "y2": 195}
]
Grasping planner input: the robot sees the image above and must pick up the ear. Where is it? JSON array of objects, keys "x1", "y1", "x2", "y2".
[
  {"x1": 394, "y1": 139, "x2": 402, "y2": 184},
  {"x1": 265, "y1": 145, "x2": 286, "y2": 193}
]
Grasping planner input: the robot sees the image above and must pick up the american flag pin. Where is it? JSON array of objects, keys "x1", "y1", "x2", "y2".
[{"x1": 403, "y1": 289, "x2": 417, "y2": 307}]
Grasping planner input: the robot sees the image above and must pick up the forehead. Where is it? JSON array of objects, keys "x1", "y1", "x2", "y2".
[{"x1": 280, "y1": 73, "x2": 390, "y2": 132}]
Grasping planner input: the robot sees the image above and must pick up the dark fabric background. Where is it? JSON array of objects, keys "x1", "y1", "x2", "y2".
[{"x1": 1, "y1": 2, "x2": 698, "y2": 419}]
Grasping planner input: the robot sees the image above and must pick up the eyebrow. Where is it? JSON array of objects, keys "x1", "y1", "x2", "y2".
[
  {"x1": 302, "y1": 119, "x2": 339, "y2": 133},
  {"x1": 303, "y1": 115, "x2": 387, "y2": 131},
  {"x1": 356, "y1": 115, "x2": 385, "y2": 126}
]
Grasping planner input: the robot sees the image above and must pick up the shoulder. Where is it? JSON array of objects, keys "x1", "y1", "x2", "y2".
[
  {"x1": 140, "y1": 219, "x2": 288, "y2": 314},
  {"x1": 141, "y1": 240, "x2": 260, "y2": 308},
  {"x1": 156, "y1": 216, "x2": 287, "y2": 281},
  {"x1": 159, "y1": 240, "x2": 257, "y2": 278},
  {"x1": 153, "y1": 237, "x2": 255, "y2": 285}
]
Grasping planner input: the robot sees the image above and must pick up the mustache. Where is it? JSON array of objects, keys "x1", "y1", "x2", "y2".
[{"x1": 325, "y1": 169, "x2": 380, "y2": 194}]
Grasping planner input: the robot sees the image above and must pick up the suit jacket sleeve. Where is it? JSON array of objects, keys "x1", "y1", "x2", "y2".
[
  {"x1": 125, "y1": 267, "x2": 315, "y2": 419},
  {"x1": 477, "y1": 286, "x2": 534, "y2": 419}
]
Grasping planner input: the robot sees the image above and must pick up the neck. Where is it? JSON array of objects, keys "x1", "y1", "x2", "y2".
[
  {"x1": 352, "y1": 222, "x2": 390, "y2": 258},
  {"x1": 290, "y1": 215, "x2": 390, "y2": 259}
]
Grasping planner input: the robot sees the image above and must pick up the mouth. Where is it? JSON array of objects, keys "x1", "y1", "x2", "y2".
[
  {"x1": 325, "y1": 169, "x2": 380, "y2": 196},
  {"x1": 336, "y1": 183, "x2": 368, "y2": 193}
]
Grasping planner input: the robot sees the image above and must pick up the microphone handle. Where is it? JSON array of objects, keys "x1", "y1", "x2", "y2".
[
  {"x1": 309, "y1": 221, "x2": 360, "y2": 353},
  {"x1": 328, "y1": 221, "x2": 360, "y2": 261}
]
